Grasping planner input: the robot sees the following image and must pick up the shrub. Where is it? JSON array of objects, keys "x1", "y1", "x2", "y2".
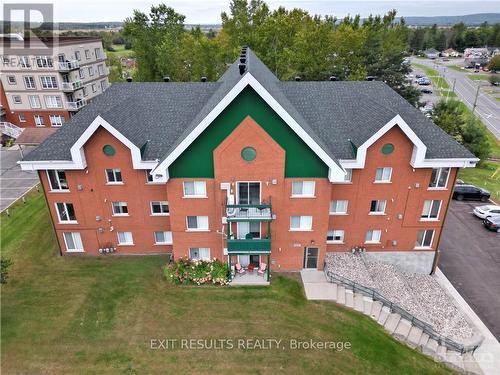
[
  {"x1": 1, "y1": 257, "x2": 13, "y2": 284},
  {"x1": 163, "y1": 257, "x2": 229, "y2": 286}
]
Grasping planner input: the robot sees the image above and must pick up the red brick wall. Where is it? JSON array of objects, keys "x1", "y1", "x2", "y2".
[{"x1": 41, "y1": 127, "x2": 171, "y2": 255}]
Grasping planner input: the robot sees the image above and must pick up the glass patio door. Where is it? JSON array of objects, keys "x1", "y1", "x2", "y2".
[{"x1": 237, "y1": 182, "x2": 260, "y2": 204}]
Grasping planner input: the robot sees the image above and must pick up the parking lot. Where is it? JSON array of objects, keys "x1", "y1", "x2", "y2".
[
  {"x1": 0, "y1": 147, "x2": 39, "y2": 211},
  {"x1": 439, "y1": 200, "x2": 500, "y2": 340}
]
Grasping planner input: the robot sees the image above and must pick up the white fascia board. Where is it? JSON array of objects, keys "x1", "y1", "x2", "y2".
[
  {"x1": 18, "y1": 115, "x2": 158, "y2": 171},
  {"x1": 151, "y1": 72, "x2": 345, "y2": 182},
  {"x1": 338, "y1": 114, "x2": 478, "y2": 170}
]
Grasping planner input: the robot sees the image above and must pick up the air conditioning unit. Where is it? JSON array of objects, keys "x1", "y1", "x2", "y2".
[
  {"x1": 392, "y1": 240, "x2": 398, "y2": 246},
  {"x1": 223, "y1": 248, "x2": 228, "y2": 255},
  {"x1": 222, "y1": 217, "x2": 227, "y2": 224}
]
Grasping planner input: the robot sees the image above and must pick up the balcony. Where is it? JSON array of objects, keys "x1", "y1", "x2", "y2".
[
  {"x1": 61, "y1": 80, "x2": 83, "y2": 92},
  {"x1": 225, "y1": 200, "x2": 273, "y2": 222},
  {"x1": 66, "y1": 99, "x2": 87, "y2": 111},
  {"x1": 58, "y1": 60, "x2": 80, "y2": 71},
  {"x1": 227, "y1": 236, "x2": 271, "y2": 254}
]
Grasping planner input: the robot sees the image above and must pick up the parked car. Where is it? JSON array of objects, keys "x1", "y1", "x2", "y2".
[
  {"x1": 415, "y1": 73, "x2": 424, "y2": 79},
  {"x1": 453, "y1": 184, "x2": 491, "y2": 201},
  {"x1": 483, "y1": 216, "x2": 500, "y2": 233},
  {"x1": 417, "y1": 78, "x2": 431, "y2": 85},
  {"x1": 473, "y1": 205, "x2": 500, "y2": 219},
  {"x1": 420, "y1": 87, "x2": 433, "y2": 94}
]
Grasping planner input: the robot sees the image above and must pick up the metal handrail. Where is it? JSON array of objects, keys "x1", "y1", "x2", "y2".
[{"x1": 325, "y1": 269, "x2": 480, "y2": 354}]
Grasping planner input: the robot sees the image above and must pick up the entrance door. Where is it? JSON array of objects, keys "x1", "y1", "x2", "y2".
[
  {"x1": 237, "y1": 222, "x2": 261, "y2": 239},
  {"x1": 304, "y1": 247, "x2": 319, "y2": 269}
]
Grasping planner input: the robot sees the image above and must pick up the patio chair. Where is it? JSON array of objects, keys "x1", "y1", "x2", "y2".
[
  {"x1": 257, "y1": 263, "x2": 267, "y2": 276},
  {"x1": 235, "y1": 263, "x2": 246, "y2": 276}
]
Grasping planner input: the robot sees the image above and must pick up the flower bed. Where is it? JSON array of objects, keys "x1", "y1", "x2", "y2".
[{"x1": 163, "y1": 257, "x2": 229, "y2": 286}]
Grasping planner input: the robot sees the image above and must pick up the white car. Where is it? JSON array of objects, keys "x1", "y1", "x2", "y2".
[{"x1": 473, "y1": 205, "x2": 500, "y2": 219}]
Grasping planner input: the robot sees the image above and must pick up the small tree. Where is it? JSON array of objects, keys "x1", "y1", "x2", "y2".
[
  {"x1": 488, "y1": 54, "x2": 500, "y2": 72},
  {"x1": 461, "y1": 116, "x2": 491, "y2": 161}
]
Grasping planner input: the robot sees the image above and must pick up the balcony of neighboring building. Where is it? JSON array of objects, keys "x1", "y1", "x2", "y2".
[
  {"x1": 61, "y1": 80, "x2": 83, "y2": 92},
  {"x1": 66, "y1": 99, "x2": 87, "y2": 111},
  {"x1": 57, "y1": 60, "x2": 80, "y2": 72}
]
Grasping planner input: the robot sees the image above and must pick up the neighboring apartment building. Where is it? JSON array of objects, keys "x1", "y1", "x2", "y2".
[
  {"x1": 19, "y1": 48, "x2": 478, "y2": 279},
  {"x1": 0, "y1": 36, "x2": 109, "y2": 128}
]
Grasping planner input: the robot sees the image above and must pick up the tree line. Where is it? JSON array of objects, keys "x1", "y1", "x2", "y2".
[{"x1": 122, "y1": 1, "x2": 420, "y2": 105}]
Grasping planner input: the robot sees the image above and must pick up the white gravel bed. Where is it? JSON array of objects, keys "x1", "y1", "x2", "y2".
[{"x1": 325, "y1": 253, "x2": 475, "y2": 341}]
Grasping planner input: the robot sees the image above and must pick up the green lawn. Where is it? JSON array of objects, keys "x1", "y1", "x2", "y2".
[
  {"x1": 458, "y1": 161, "x2": 500, "y2": 203},
  {"x1": 467, "y1": 74, "x2": 490, "y2": 81},
  {"x1": 448, "y1": 65, "x2": 465, "y2": 73},
  {"x1": 1, "y1": 191, "x2": 455, "y2": 374},
  {"x1": 107, "y1": 44, "x2": 135, "y2": 58}
]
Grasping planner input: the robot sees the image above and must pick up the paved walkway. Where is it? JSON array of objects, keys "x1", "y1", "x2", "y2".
[
  {"x1": 0, "y1": 147, "x2": 38, "y2": 211},
  {"x1": 300, "y1": 270, "x2": 337, "y2": 299}
]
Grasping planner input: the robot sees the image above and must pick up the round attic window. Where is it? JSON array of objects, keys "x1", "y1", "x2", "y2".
[
  {"x1": 241, "y1": 147, "x2": 257, "y2": 161},
  {"x1": 103, "y1": 145, "x2": 116, "y2": 156},
  {"x1": 381, "y1": 143, "x2": 394, "y2": 155}
]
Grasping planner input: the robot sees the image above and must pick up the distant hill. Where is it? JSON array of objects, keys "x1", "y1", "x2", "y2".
[{"x1": 401, "y1": 13, "x2": 500, "y2": 26}]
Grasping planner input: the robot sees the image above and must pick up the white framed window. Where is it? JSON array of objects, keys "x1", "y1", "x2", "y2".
[
  {"x1": 429, "y1": 168, "x2": 450, "y2": 189},
  {"x1": 291, "y1": 181, "x2": 315, "y2": 197},
  {"x1": 154, "y1": 231, "x2": 172, "y2": 245},
  {"x1": 105, "y1": 169, "x2": 123, "y2": 184},
  {"x1": 49, "y1": 115, "x2": 64, "y2": 127},
  {"x1": 365, "y1": 229, "x2": 382, "y2": 244},
  {"x1": 88, "y1": 66, "x2": 94, "y2": 76},
  {"x1": 183, "y1": 181, "x2": 206, "y2": 197},
  {"x1": 327, "y1": 230, "x2": 344, "y2": 243},
  {"x1": 45, "y1": 96, "x2": 62, "y2": 108},
  {"x1": 82, "y1": 86, "x2": 88, "y2": 97},
  {"x1": 117, "y1": 231, "x2": 134, "y2": 245},
  {"x1": 151, "y1": 201, "x2": 169, "y2": 215},
  {"x1": 375, "y1": 167, "x2": 392, "y2": 183},
  {"x1": 415, "y1": 229, "x2": 435, "y2": 249},
  {"x1": 34, "y1": 115, "x2": 45, "y2": 127},
  {"x1": 95, "y1": 48, "x2": 102, "y2": 59},
  {"x1": 189, "y1": 247, "x2": 210, "y2": 260},
  {"x1": 330, "y1": 200, "x2": 348, "y2": 215},
  {"x1": 40, "y1": 76, "x2": 58, "y2": 89},
  {"x1": 75, "y1": 50, "x2": 81, "y2": 61},
  {"x1": 55, "y1": 202, "x2": 76, "y2": 223},
  {"x1": 47, "y1": 170, "x2": 68, "y2": 191},
  {"x1": 91, "y1": 83, "x2": 97, "y2": 92},
  {"x1": 29, "y1": 95, "x2": 41, "y2": 108},
  {"x1": 63, "y1": 232, "x2": 84, "y2": 252},
  {"x1": 79, "y1": 69, "x2": 85, "y2": 79},
  {"x1": 19, "y1": 56, "x2": 31, "y2": 68},
  {"x1": 85, "y1": 49, "x2": 91, "y2": 59},
  {"x1": 112, "y1": 201, "x2": 129, "y2": 216},
  {"x1": 98, "y1": 64, "x2": 104, "y2": 76},
  {"x1": 369, "y1": 200, "x2": 387, "y2": 215},
  {"x1": 36, "y1": 56, "x2": 53, "y2": 68},
  {"x1": 100, "y1": 80, "x2": 107, "y2": 91},
  {"x1": 290, "y1": 215, "x2": 313, "y2": 231},
  {"x1": 13, "y1": 95, "x2": 22, "y2": 104},
  {"x1": 18, "y1": 114, "x2": 26, "y2": 122},
  {"x1": 24, "y1": 76, "x2": 36, "y2": 89},
  {"x1": 7, "y1": 76, "x2": 16, "y2": 84},
  {"x1": 421, "y1": 200, "x2": 441, "y2": 220},
  {"x1": 186, "y1": 216, "x2": 209, "y2": 231}
]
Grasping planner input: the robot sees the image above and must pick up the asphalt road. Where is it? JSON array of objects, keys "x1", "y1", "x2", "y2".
[
  {"x1": 439, "y1": 200, "x2": 500, "y2": 340},
  {"x1": 0, "y1": 147, "x2": 39, "y2": 211},
  {"x1": 413, "y1": 58, "x2": 500, "y2": 140}
]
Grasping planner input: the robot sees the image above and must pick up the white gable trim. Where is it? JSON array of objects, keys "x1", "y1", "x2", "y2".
[
  {"x1": 19, "y1": 115, "x2": 158, "y2": 171},
  {"x1": 151, "y1": 73, "x2": 346, "y2": 182},
  {"x1": 338, "y1": 115, "x2": 478, "y2": 169}
]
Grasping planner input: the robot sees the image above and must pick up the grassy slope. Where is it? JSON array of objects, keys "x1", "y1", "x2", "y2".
[
  {"x1": 1, "y1": 192, "x2": 454, "y2": 374},
  {"x1": 458, "y1": 161, "x2": 500, "y2": 203}
]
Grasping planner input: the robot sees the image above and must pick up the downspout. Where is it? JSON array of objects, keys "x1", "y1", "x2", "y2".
[{"x1": 430, "y1": 168, "x2": 458, "y2": 275}]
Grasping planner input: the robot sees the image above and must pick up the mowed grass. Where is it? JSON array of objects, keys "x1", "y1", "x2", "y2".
[
  {"x1": 466, "y1": 74, "x2": 490, "y2": 81},
  {"x1": 107, "y1": 44, "x2": 135, "y2": 58},
  {"x1": 458, "y1": 161, "x2": 500, "y2": 203},
  {"x1": 1, "y1": 192, "x2": 456, "y2": 374}
]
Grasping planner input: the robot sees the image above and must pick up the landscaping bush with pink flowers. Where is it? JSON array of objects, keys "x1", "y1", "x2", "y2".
[{"x1": 163, "y1": 257, "x2": 229, "y2": 285}]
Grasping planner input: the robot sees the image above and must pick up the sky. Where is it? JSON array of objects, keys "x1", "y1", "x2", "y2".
[{"x1": 2, "y1": 0, "x2": 500, "y2": 24}]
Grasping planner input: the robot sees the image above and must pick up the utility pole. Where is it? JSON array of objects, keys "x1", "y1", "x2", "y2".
[{"x1": 472, "y1": 85, "x2": 480, "y2": 114}]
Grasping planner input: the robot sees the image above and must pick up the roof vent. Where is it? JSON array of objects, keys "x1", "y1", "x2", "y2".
[
  {"x1": 201, "y1": 76, "x2": 207, "y2": 82},
  {"x1": 240, "y1": 56, "x2": 246, "y2": 63},
  {"x1": 294, "y1": 76, "x2": 301, "y2": 81},
  {"x1": 329, "y1": 76, "x2": 337, "y2": 81},
  {"x1": 163, "y1": 76, "x2": 170, "y2": 82},
  {"x1": 238, "y1": 63, "x2": 246, "y2": 75},
  {"x1": 366, "y1": 76, "x2": 376, "y2": 81},
  {"x1": 126, "y1": 76, "x2": 132, "y2": 82}
]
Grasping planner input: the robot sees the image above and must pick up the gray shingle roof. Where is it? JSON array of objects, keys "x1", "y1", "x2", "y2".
[{"x1": 24, "y1": 48, "x2": 474, "y2": 163}]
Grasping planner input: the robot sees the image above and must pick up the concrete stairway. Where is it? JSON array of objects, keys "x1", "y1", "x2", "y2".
[{"x1": 301, "y1": 270, "x2": 483, "y2": 375}]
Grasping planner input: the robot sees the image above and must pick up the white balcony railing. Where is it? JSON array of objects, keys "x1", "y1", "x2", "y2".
[
  {"x1": 66, "y1": 99, "x2": 87, "y2": 111},
  {"x1": 58, "y1": 60, "x2": 80, "y2": 71},
  {"x1": 61, "y1": 80, "x2": 83, "y2": 91},
  {"x1": 0, "y1": 122, "x2": 24, "y2": 139}
]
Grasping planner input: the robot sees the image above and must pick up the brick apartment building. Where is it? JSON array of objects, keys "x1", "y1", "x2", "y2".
[
  {"x1": 19, "y1": 47, "x2": 477, "y2": 279},
  {"x1": 1, "y1": 36, "x2": 110, "y2": 128}
]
